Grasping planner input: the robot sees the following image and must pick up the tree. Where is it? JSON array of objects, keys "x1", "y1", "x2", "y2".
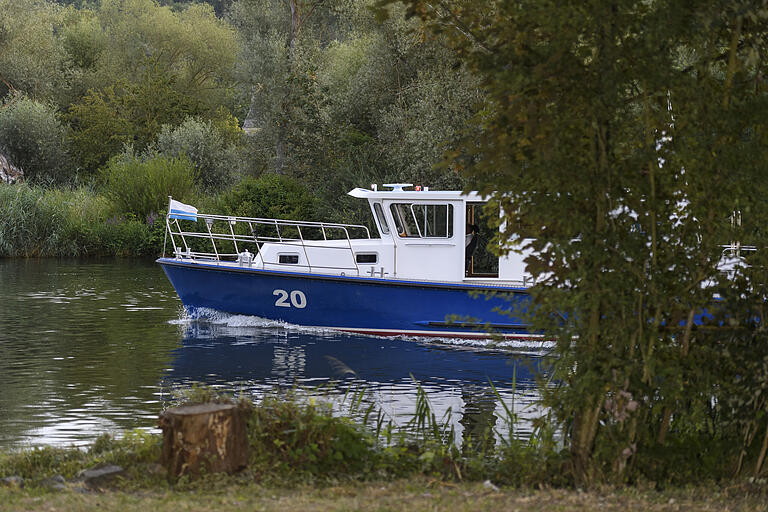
[
  {"x1": 230, "y1": 0, "x2": 482, "y2": 203},
  {"x1": 394, "y1": 0, "x2": 768, "y2": 484},
  {"x1": 61, "y1": 0, "x2": 241, "y2": 173},
  {"x1": 152, "y1": 116, "x2": 243, "y2": 191},
  {"x1": 0, "y1": 95, "x2": 72, "y2": 185},
  {"x1": 93, "y1": 0, "x2": 239, "y2": 111},
  {"x1": 67, "y1": 65, "x2": 201, "y2": 173},
  {"x1": 0, "y1": 0, "x2": 70, "y2": 101},
  {"x1": 101, "y1": 152, "x2": 197, "y2": 217}
]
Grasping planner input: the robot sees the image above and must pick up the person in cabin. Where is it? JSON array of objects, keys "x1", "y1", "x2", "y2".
[{"x1": 465, "y1": 222, "x2": 480, "y2": 272}]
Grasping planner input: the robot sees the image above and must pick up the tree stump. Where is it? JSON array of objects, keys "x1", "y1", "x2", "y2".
[{"x1": 159, "y1": 402, "x2": 250, "y2": 479}]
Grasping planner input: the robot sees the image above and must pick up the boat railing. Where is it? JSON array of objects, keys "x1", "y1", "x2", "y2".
[
  {"x1": 721, "y1": 243, "x2": 757, "y2": 259},
  {"x1": 164, "y1": 211, "x2": 371, "y2": 275}
]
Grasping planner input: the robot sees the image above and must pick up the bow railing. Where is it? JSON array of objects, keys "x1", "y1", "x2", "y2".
[{"x1": 164, "y1": 210, "x2": 371, "y2": 275}]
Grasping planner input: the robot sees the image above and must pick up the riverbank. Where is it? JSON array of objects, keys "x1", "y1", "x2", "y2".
[
  {"x1": 2, "y1": 395, "x2": 766, "y2": 512},
  {"x1": 2, "y1": 478, "x2": 766, "y2": 512}
]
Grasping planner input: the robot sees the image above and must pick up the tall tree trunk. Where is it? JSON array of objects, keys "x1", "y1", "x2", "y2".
[
  {"x1": 275, "y1": 0, "x2": 301, "y2": 174},
  {"x1": 571, "y1": 397, "x2": 603, "y2": 486},
  {"x1": 755, "y1": 422, "x2": 768, "y2": 478}
]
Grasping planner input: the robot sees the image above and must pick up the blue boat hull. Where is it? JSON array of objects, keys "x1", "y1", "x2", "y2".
[{"x1": 157, "y1": 258, "x2": 533, "y2": 338}]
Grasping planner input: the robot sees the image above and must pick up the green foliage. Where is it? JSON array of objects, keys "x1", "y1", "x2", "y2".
[
  {"x1": 56, "y1": 0, "x2": 240, "y2": 173},
  {"x1": 68, "y1": 67, "x2": 202, "y2": 173},
  {"x1": 0, "y1": 95, "x2": 72, "y2": 185},
  {"x1": 171, "y1": 383, "x2": 235, "y2": 405},
  {"x1": 0, "y1": 184, "x2": 165, "y2": 257},
  {"x1": 88, "y1": 430, "x2": 162, "y2": 469},
  {"x1": 0, "y1": 184, "x2": 86, "y2": 257},
  {"x1": 93, "y1": 0, "x2": 239, "y2": 110},
  {"x1": 0, "y1": 446, "x2": 88, "y2": 481},
  {"x1": 248, "y1": 395, "x2": 375, "y2": 477},
  {"x1": 230, "y1": 0, "x2": 480, "y2": 200},
  {"x1": 72, "y1": 211, "x2": 167, "y2": 257},
  {"x1": 217, "y1": 173, "x2": 317, "y2": 220},
  {"x1": 0, "y1": 0, "x2": 69, "y2": 100},
  {"x1": 395, "y1": 0, "x2": 768, "y2": 486},
  {"x1": 0, "y1": 382, "x2": 564, "y2": 488},
  {"x1": 101, "y1": 153, "x2": 197, "y2": 218},
  {"x1": 61, "y1": 14, "x2": 104, "y2": 71},
  {"x1": 153, "y1": 116, "x2": 242, "y2": 191}
]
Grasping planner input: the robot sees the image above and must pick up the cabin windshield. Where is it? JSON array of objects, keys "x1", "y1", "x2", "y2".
[
  {"x1": 390, "y1": 203, "x2": 454, "y2": 238},
  {"x1": 373, "y1": 203, "x2": 390, "y2": 235}
]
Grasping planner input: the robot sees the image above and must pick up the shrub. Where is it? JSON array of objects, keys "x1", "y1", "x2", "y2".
[
  {"x1": 0, "y1": 183, "x2": 165, "y2": 257},
  {"x1": 152, "y1": 116, "x2": 241, "y2": 192},
  {"x1": 248, "y1": 395, "x2": 374, "y2": 476},
  {"x1": 101, "y1": 153, "x2": 197, "y2": 218},
  {"x1": 0, "y1": 431, "x2": 160, "y2": 482},
  {"x1": 217, "y1": 173, "x2": 317, "y2": 221},
  {"x1": 0, "y1": 95, "x2": 72, "y2": 185}
]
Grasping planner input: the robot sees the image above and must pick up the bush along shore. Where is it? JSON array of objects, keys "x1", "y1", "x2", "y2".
[
  {"x1": 0, "y1": 172, "x2": 323, "y2": 258},
  {"x1": 1, "y1": 388, "x2": 767, "y2": 511}
]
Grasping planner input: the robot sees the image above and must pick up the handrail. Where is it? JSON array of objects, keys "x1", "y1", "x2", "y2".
[
  {"x1": 720, "y1": 244, "x2": 757, "y2": 258},
  {"x1": 164, "y1": 211, "x2": 371, "y2": 275}
]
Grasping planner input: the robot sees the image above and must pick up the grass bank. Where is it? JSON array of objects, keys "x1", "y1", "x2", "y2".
[{"x1": 2, "y1": 479, "x2": 767, "y2": 512}]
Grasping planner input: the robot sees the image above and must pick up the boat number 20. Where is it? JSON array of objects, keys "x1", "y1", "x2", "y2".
[{"x1": 273, "y1": 289, "x2": 307, "y2": 309}]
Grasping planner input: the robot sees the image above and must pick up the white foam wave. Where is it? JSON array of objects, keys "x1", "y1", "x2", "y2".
[
  {"x1": 169, "y1": 307, "x2": 341, "y2": 337},
  {"x1": 392, "y1": 334, "x2": 554, "y2": 355},
  {"x1": 169, "y1": 307, "x2": 554, "y2": 353}
]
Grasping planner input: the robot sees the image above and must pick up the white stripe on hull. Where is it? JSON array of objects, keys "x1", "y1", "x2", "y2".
[{"x1": 309, "y1": 325, "x2": 544, "y2": 340}]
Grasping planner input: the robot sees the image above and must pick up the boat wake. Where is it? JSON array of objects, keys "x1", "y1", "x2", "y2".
[
  {"x1": 169, "y1": 306, "x2": 553, "y2": 354},
  {"x1": 170, "y1": 306, "x2": 347, "y2": 337}
]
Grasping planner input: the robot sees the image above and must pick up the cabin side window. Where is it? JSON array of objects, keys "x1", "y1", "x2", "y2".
[
  {"x1": 278, "y1": 253, "x2": 299, "y2": 264},
  {"x1": 390, "y1": 203, "x2": 454, "y2": 238},
  {"x1": 355, "y1": 253, "x2": 378, "y2": 264},
  {"x1": 373, "y1": 203, "x2": 390, "y2": 235}
]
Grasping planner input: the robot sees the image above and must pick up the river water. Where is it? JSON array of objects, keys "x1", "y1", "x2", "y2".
[{"x1": 0, "y1": 259, "x2": 547, "y2": 449}]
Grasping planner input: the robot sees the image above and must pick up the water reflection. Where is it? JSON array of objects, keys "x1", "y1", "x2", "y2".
[
  {"x1": 0, "y1": 259, "x2": 546, "y2": 448},
  {"x1": 165, "y1": 316, "x2": 546, "y2": 442}
]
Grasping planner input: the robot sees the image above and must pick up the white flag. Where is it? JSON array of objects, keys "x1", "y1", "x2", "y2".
[{"x1": 168, "y1": 199, "x2": 198, "y2": 221}]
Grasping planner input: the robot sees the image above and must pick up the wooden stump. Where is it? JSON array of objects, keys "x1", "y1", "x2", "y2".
[{"x1": 159, "y1": 402, "x2": 250, "y2": 479}]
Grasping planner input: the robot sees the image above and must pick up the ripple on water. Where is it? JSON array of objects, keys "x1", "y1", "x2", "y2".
[{"x1": 0, "y1": 259, "x2": 546, "y2": 448}]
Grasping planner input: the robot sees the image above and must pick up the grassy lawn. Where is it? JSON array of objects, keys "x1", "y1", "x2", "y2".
[{"x1": 2, "y1": 478, "x2": 766, "y2": 512}]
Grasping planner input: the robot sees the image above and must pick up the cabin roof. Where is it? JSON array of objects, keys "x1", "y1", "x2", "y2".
[{"x1": 347, "y1": 187, "x2": 487, "y2": 202}]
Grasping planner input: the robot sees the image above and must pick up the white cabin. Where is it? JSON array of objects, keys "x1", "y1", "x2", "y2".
[
  {"x1": 166, "y1": 184, "x2": 533, "y2": 287},
  {"x1": 251, "y1": 184, "x2": 533, "y2": 286}
]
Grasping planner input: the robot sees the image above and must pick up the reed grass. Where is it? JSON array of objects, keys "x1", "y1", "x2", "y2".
[{"x1": 0, "y1": 184, "x2": 164, "y2": 257}]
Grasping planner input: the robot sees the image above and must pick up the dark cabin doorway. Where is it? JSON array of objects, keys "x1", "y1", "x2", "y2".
[{"x1": 465, "y1": 203, "x2": 499, "y2": 278}]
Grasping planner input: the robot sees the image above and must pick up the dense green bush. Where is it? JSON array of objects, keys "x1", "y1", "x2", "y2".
[
  {"x1": 101, "y1": 153, "x2": 197, "y2": 218},
  {"x1": 67, "y1": 68, "x2": 202, "y2": 174},
  {"x1": 0, "y1": 183, "x2": 165, "y2": 257},
  {"x1": 0, "y1": 95, "x2": 72, "y2": 185},
  {"x1": 217, "y1": 173, "x2": 317, "y2": 220},
  {"x1": 152, "y1": 116, "x2": 241, "y2": 191},
  {"x1": 248, "y1": 396, "x2": 375, "y2": 476},
  {"x1": 0, "y1": 0, "x2": 69, "y2": 101}
]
